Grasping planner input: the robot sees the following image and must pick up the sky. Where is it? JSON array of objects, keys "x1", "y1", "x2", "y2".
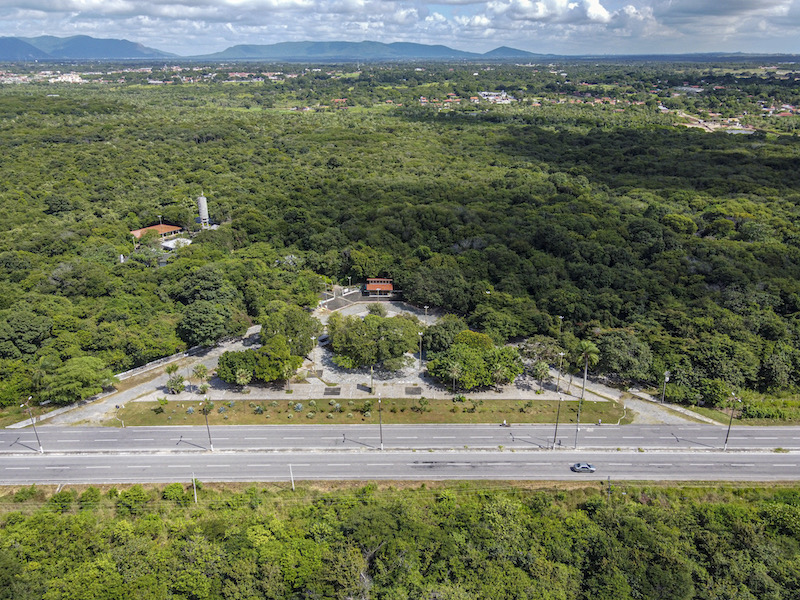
[{"x1": 1, "y1": 1, "x2": 799, "y2": 57}]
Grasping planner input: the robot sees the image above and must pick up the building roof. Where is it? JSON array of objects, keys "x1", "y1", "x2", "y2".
[
  {"x1": 366, "y1": 278, "x2": 393, "y2": 292},
  {"x1": 130, "y1": 224, "x2": 183, "y2": 239}
]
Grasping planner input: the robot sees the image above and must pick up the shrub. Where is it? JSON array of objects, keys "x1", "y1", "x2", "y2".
[
  {"x1": 116, "y1": 484, "x2": 150, "y2": 516},
  {"x1": 48, "y1": 490, "x2": 74, "y2": 513},
  {"x1": 79, "y1": 487, "x2": 101, "y2": 510},
  {"x1": 293, "y1": 403, "x2": 303, "y2": 412}
]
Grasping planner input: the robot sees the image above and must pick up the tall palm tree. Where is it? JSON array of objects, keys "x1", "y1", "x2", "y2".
[{"x1": 575, "y1": 340, "x2": 600, "y2": 448}]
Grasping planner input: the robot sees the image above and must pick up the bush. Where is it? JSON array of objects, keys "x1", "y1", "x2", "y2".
[
  {"x1": 79, "y1": 487, "x2": 101, "y2": 510},
  {"x1": 116, "y1": 484, "x2": 150, "y2": 516},
  {"x1": 13, "y1": 485, "x2": 39, "y2": 503},
  {"x1": 162, "y1": 483, "x2": 189, "y2": 506},
  {"x1": 293, "y1": 403, "x2": 303, "y2": 412},
  {"x1": 47, "y1": 490, "x2": 74, "y2": 513}
]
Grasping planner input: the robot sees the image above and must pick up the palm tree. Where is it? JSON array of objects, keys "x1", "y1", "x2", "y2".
[
  {"x1": 447, "y1": 361, "x2": 463, "y2": 393},
  {"x1": 575, "y1": 340, "x2": 600, "y2": 447},
  {"x1": 192, "y1": 364, "x2": 209, "y2": 394}
]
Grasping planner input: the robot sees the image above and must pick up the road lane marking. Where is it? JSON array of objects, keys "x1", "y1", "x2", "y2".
[
  {"x1": 6, "y1": 467, "x2": 30, "y2": 470},
  {"x1": 291, "y1": 463, "x2": 310, "y2": 467},
  {"x1": 772, "y1": 464, "x2": 797, "y2": 467},
  {"x1": 86, "y1": 466, "x2": 111, "y2": 469},
  {"x1": 208, "y1": 464, "x2": 230, "y2": 468},
  {"x1": 94, "y1": 438, "x2": 118, "y2": 442},
  {"x1": 327, "y1": 463, "x2": 351, "y2": 467},
  {"x1": 622, "y1": 436, "x2": 643, "y2": 439},
  {"x1": 133, "y1": 438, "x2": 155, "y2": 441},
  {"x1": 731, "y1": 463, "x2": 755, "y2": 467},
  {"x1": 126, "y1": 465, "x2": 150, "y2": 468},
  {"x1": 690, "y1": 463, "x2": 714, "y2": 466},
  {"x1": 167, "y1": 465, "x2": 186, "y2": 468},
  {"x1": 45, "y1": 466, "x2": 67, "y2": 469},
  {"x1": 649, "y1": 463, "x2": 672, "y2": 466}
]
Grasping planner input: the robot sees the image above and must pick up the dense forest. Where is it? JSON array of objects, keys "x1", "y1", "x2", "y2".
[
  {"x1": 1, "y1": 482, "x2": 799, "y2": 599},
  {"x1": 1, "y1": 61, "x2": 800, "y2": 412}
]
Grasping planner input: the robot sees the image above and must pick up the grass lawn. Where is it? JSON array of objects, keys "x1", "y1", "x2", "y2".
[{"x1": 115, "y1": 396, "x2": 630, "y2": 427}]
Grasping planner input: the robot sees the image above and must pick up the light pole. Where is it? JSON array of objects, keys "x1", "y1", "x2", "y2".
[
  {"x1": 202, "y1": 397, "x2": 214, "y2": 452},
  {"x1": 310, "y1": 337, "x2": 316, "y2": 374},
  {"x1": 115, "y1": 404, "x2": 125, "y2": 428},
  {"x1": 558, "y1": 315, "x2": 563, "y2": 338},
  {"x1": 556, "y1": 352, "x2": 565, "y2": 394},
  {"x1": 661, "y1": 371, "x2": 671, "y2": 403},
  {"x1": 723, "y1": 395, "x2": 741, "y2": 451},
  {"x1": 158, "y1": 214, "x2": 162, "y2": 226},
  {"x1": 22, "y1": 396, "x2": 43, "y2": 454},
  {"x1": 348, "y1": 275, "x2": 351, "y2": 289},
  {"x1": 418, "y1": 331, "x2": 423, "y2": 374},
  {"x1": 378, "y1": 395, "x2": 383, "y2": 451},
  {"x1": 424, "y1": 305, "x2": 429, "y2": 324},
  {"x1": 552, "y1": 395, "x2": 562, "y2": 449}
]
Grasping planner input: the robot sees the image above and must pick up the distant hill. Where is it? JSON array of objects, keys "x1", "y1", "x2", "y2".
[
  {"x1": 0, "y1": 37, "x2": 50, "y2": 61},
  {"x1": 0, "y1": 35, "x2": 174, "y2": 60},
  {"x1": 198, "y1": 41, "x2": 485, "y2": 61}
]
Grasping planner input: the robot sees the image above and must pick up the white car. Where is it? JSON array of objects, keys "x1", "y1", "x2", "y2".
[{"x1": 570, "y1": 462, "x2": 596, "y2": 473}]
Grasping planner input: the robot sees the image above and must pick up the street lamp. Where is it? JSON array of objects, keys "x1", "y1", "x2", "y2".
[
  {"x1": 558, "y1": 315, "x2": 563, "y2": 338},
  {"x1": 202, "y1": 397, "x2": 214, "y2": 452},
  {"x1": 22, "y1": 396, "x2": 43, "y2": 454},
  {"x1": 310, "y1": 336, "x2": 316, "y2": 374},
  {"x1": 378, "y1": 395, "x2": 384, "y2": 451},
  {"x1": 424, "y1": 305, "x2": 429, "y2": 324},
  {"x1": 348, "y1": 275, "x2": 352, "y2": 288},
  {"x1": 556, "y1": 352, "x2": 565, "y2": 394},
  {"x1": 418, "y1": 331, "x2": 423, "y2": 374},
  {"x1": 552, "y1": 395, "x2": 562, "y2": 449},
  {"x1": 723, "y1": 395, "x2": 741, "y2": 451},
  {"x1": 661, "y1": 371, "x2": 671, "y2": 404},
  {"x1": 115, "y1": 404, "x2": 125, "y2": 428}
]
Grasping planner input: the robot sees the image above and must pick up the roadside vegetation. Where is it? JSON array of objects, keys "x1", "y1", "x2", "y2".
[{"x1": 1, "y1": 481, "x2": 799, "y2": 599}]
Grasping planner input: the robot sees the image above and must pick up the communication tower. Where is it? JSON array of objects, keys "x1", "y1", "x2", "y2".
[{"x1": 197, "y1": 193, "x2": 210, "y2": 229}]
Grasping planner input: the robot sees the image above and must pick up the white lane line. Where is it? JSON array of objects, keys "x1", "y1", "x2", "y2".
[
  {"x1": 772, "y1": 464, "x2": 797, "y2": 467},
  {"x1": 486, "y1": 462, "x2": 512, "y2": 466},
  {"x1": 327, "y1": 463, "x2": 351, "y2": 467},
  {"x1": 690, "y1": 463, "x2": 714, "y2": 466},
  {"x1": 167, "y1": 465, "x2": 186, "y2": 468},
  {"x1": 622, "y1": 436, "x2": 643, "y2": 439},
  {"x1": 6, "y1": 467, "x2": 30, "y2": 470},
  {"x1": 126, "y1": 465, "x2": 150, "y2": 468},
  {"x1": 731, "y1": 463, "x2": 755, "y2": 467},
  {"x1": 291, "y1": 463, "x2": 310, "y2": 467},
  {"x1": 208, "y1": 464, "x2": 230, "y2": 468},
  {"x1": 133, "y1": 438, "x2": 155, "y2": 441},
  {"x1": 45, "y1": 466, "x2": 67, "y2": 469},
  {"x1": 94, "y1": 438, "x2": 118, "y2": 442},
  {"x1": 86, "y1": 466, "x2": 111, "y2": 469},
  {"x1": 649, "y1": 463, "x2": 672, "y2": 467}
]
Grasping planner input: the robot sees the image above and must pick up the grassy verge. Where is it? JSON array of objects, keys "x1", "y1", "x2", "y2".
[{"x1": 114, "y1": 396, "x2": 630, "y2": 427}]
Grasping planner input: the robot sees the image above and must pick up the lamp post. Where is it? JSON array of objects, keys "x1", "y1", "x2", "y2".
[
  {"x1": 558, "y1": 315, "x2": 563, "y2": 338},
  {"x1": 424, "y1": 305, "x2": 429, "y2": 324},
  {"x1": 115, "y1": 404, "x2": 125, "y2": 428},
  {"x1": 378, "y1": 395, "x2": 384, "y2": 451},
  {"x1": 158, "y1": 214, "x2": 162, "y2": 226},
  {"x1": 348, "y1": 275, "x2": 351, "y2": 289},
  {"x1": 661, "y1": 371, "x2": 671, "y2": 403},
  {"x1": 418, "y1": 331, "x2": 423, "y2": 374},
  {"x1": 202, "y1": 397, "x2": 214, "y2": 452},
  {"x1": 22, "y1": 396, "x2": 43, "y2": 454},
  {"x1": 310, "y1": 337, "x2": 316, "y2": 374},
  {"x1": 556, "y1": 352, "x2": 565, "y2": 394},
  {"x1": 552, "y1": 395, "x2": 562, "y2": 449},
  {"x1": 723, "y1": 395, "x2": 741, "y2": 451}
]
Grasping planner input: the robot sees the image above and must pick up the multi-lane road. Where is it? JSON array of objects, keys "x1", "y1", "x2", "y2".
[{"x1": 1, "y1": 424, "x2": 799, "y2": 484}]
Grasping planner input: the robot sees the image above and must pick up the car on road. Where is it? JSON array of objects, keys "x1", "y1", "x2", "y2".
[{"x1": 570, "y1": 462, "x2": 596, "y2": 473}]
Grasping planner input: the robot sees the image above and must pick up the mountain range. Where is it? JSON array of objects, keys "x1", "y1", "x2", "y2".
[
  {"x1": 0, "y1": 36, "x2": 543, "y2": 62},
  {"x1": 0, "y1": 35, "x2": 797, "y2": 63}
]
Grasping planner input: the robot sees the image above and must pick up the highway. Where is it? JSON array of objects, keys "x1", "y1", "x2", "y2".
[
  {"x1": 1, "y1": 424, "x2": 799, "y2": 484},
  {"x1": 1, "y1": 450, "x2": 798, "y2": 485},
  {"x1": 3, "y1": 423, "x2": 800, "y2": 454}
]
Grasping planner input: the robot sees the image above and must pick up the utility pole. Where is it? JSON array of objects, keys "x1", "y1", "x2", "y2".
[
  {"x1": 378, "y1": 395, "x2": 384, "y2": 451},
  {"x1": 202, "y1": 398, "x2": 214, "y2": 452},
  {"x1": 418, "y1": 332, "x2": 423, "y2": 374},
  {"x1": 22, "y1": 396, "x2": 43, "y2": 454},
  {"x1": 661, "y1": 371, "x2": 671, "y2": 403},
  {"x1": 723, "y1": 395, "x2": 740, "y2": 451},
  {"x1": 552, "y1": 395, "x2": 562, "y2": 449},
  {"x1": 556, "y1": 352, "x2": 565, "y2": 394}
]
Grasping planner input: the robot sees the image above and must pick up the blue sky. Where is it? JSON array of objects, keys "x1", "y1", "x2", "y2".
[{"x1": 1, "y1": 1, "x2": 799, "y2": 56}]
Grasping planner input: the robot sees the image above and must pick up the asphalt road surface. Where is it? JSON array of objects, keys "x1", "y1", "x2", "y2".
[
  {"x1": 2, "y1": 424, "x2": 800, "y2": 485},
  {"x1": 4, "y1": 424, "x2": 800, "y2": 455},
  {"x1": 1, "y1": 450, "x2": 798, "y2": 485}
]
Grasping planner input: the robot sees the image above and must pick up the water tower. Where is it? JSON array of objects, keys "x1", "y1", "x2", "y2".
[{"x1": 197, "y1": 193, "x2": 210, "y2": 229}]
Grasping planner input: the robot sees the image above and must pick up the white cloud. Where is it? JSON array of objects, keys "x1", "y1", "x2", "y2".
[{"x1": 0, "y1": 0, "x2": 798, "y2": 55}]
